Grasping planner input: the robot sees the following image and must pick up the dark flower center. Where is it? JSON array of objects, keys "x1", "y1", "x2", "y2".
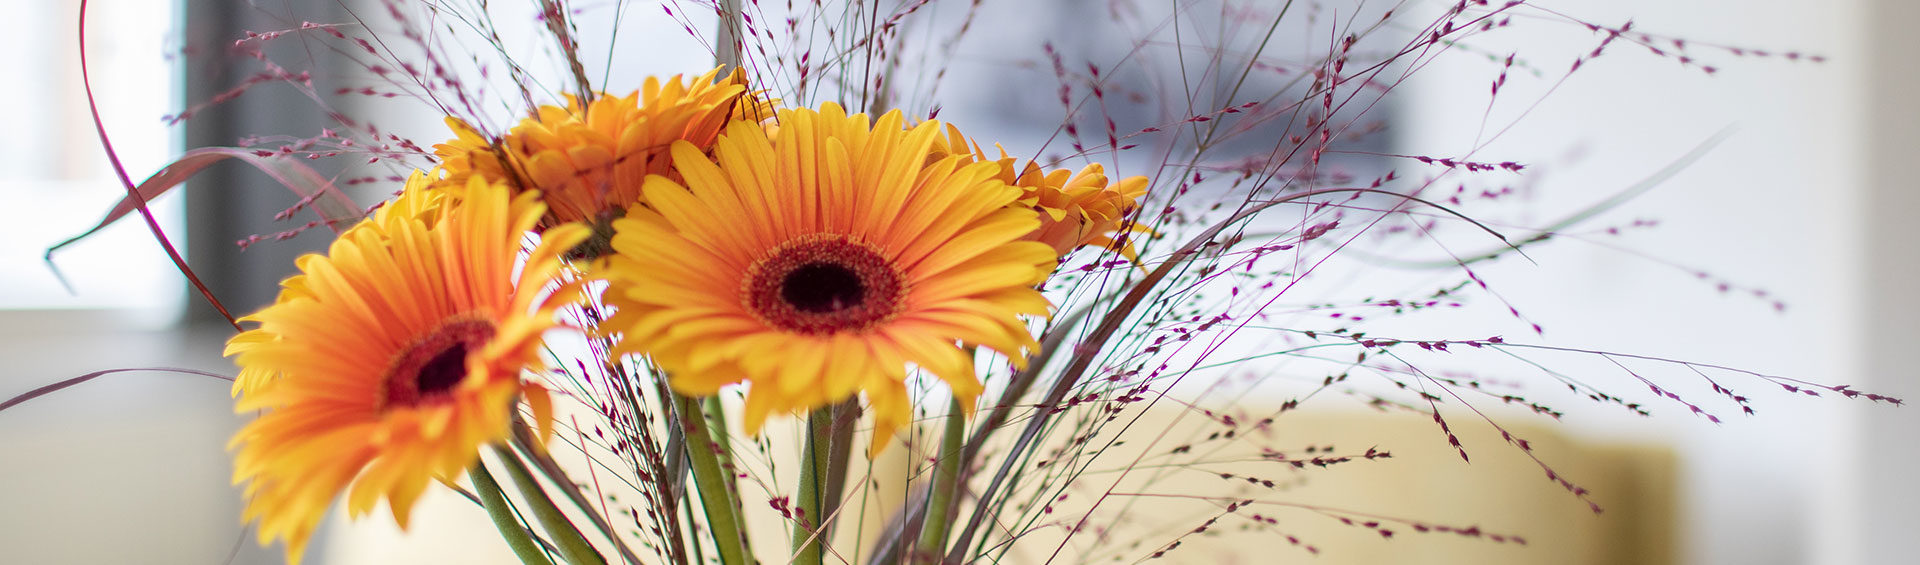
[
  {"x1": 415, "y1": 343, "x2": 471, "y2": 396},
  {"x1": 781, "y1": 263, "x2": 867, "y2": 313},
  {"x1": 380, "y1": 318, "x2": 496, "y2": 410},
  {"x1": 745, "y1": 235, "x2": 904, "y2": 335}
]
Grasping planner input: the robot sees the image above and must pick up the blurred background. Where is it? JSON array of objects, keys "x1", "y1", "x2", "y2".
[{"x1": 1, "y1": 0, "x2": 1914, "y2": 563}]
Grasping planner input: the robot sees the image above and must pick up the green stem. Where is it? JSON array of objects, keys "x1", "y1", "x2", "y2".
[
  {"x1": 820, "y1": 400, "x2": 858, "y2": 537},
  {"x1": 702, "y1": 395, "x2": 752, "y2": 552},
  {"x1": 913, "y1": 398, "x2": 968, "y2": 564},
  {"x1": 714, "y1": 0, "x2": 742, "y2": 69},
  {"x1": 472, "y1": 462, "x2": 558, "y2": 565},
  {"x1": 791, "y1": 407, "x2": 834, "y2": 565},
  {"x1": 678, "y1": 394, "x2": 751, "y2": 565},
  {"x1": 509, "y1": 422, "x2": 646, "y2": 565},
  {"x1": 493, "y1": 445, "x2": 607, "y2": 565},
  {"x1": 703, "y1": 394, "x2": 747, "y2": 542}
]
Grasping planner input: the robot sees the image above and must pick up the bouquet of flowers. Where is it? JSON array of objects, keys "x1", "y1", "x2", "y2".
[{"x1": 20, "y1": 0, "x2": 1899, "y2": 563}]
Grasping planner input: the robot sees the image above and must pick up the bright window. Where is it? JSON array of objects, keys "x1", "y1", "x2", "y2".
[{"x1": 1, "y1": 1, "x2": 183, "y2": 327}]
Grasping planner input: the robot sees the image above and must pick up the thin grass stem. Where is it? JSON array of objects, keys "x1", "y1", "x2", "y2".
[
  {"x1": 493, "y1": 445, "x2": 607, "y2": 565},
  {"x1": 510, "y1": 421, "x2": 648, "y2": 565}
]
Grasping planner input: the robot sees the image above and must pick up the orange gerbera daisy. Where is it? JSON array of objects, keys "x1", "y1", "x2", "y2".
[
  {"x1": 433, "y1": 68, "x2": 773, "y2": 241},
  {"x1": 225, "y1": 173, "x2": 588, "y2": 563},
  {"x1": 599, "y1": 104, "x2": 1055, "y2": 453},
  {"x1": 930, "y1": 124, "x2": 1151, "y2": 261}
]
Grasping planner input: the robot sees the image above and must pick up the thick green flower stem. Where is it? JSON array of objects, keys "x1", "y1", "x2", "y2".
[
  {"x1": 701, "y1": 394, "x2": 747, "y2": 540},
  {"x1": 471, "y1": 462, "x2": 557, "y2": 565},
  {"x1": 912, "y1": 397, "x2": 968, "y2": 564},
  {"x1": 678, "y1": 394, "x2": 751, "y2": 565},
  {"x1": 821, "y1": 400, "x2": 859, "y2": 538},
  {"x1": 714, "y1": 0, "x2": 742, "y2": 69},
  {"x1": 791, "y1": 406, "x2": 835, "y2": 565},
  {"x1": 492, "y1": 445, "x2": 608, "y2": 565},
  {"x1": 704, "y1": 395, "x2": 754, "y2": 555},
  {"x1": 508, "y1": 422, "x2": 647, "y2": 565}
]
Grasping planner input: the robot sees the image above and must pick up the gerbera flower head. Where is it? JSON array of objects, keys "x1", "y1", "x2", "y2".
[
  {"x1": 929, "y1": 124, "x2": 1151, "y2": 261},
  {"x1": 1008, "y1": 162, "x2": 1151, "y2": 261},
  {"x1": 433, "y1": 67, "x2": 773, "y2": 247},
  {"x1": 225, "y1": 172, "x2": 588, "y2": 563},
  {"x1": 600, "y1": 103, "x2": 1055, "y2": 454}
]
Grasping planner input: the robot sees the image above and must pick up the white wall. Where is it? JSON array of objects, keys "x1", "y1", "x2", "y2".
[
  {"x1": 1405, "y1": 2, "x2": 1866, "y2": 561},
  {"x1": 1399, "y1": 1, "x2": 1915, "y2": 564}
]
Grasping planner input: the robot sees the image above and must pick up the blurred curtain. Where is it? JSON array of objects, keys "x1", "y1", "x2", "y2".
[
  {"x1": 1848, "y1": 1, "x2": 1920, "y2": 562},
  {"x1": 182, "y1": 0, "x2": 353, "y2": 321}
]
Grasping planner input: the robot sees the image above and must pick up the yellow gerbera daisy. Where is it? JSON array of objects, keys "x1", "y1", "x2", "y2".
[
  {"x1": 225, "y1": 173, "x2": 588, "y2": 563},
  {"x1": 930, "y1": 125, "x2": 1151, "y2": 261},
  {"x1": 433, "y1": 67, "x2": 773, "y2": 236},
  {"x1": 600, "y1": 103, "x2": 1055, "y2": 453},
  {"x1": 1012, "y1": 162, "x2": 1151, "y2": 260}
]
